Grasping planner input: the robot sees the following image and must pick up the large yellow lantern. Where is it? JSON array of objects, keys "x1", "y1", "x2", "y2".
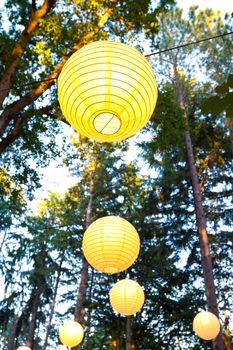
[
  {"x1": 82, "y1": 216, "x2": 140, "y2": 274},
  {"x1": 109, "y1": 279, "x2": 145, "y2": 316},
  {"x1": 58, "y1": 41, "x2": 157, "y2": 142},
  {"x1": 17, "y1": 347, "x2": 31, "y2": 350},
  {"x1": 59, "y1": 320, "x2": 84, "y2": 347},
  {"x1": 193, "y1": 311, "x2": 220, "y2": 340}
]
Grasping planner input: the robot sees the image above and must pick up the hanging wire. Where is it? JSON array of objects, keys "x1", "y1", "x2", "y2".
[
  {"x1": 0, "y1": 77, "x2": 56, "y2": 92},
  {"x1": 144, "y1": 31, "x2": 233, "y2": 57},
  {"x1": 0, "y1": 31, "x2": 232, "y2": 93}
]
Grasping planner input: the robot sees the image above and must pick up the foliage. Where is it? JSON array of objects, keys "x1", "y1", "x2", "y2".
[
  {"x1": 0, "y1": 3, "x2": 232, "y2": 350},
  {"x1": 202, "y1": 74, "x2": 233, "y2": 118}
]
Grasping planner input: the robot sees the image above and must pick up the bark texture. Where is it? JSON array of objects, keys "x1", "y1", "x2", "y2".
[{"x1": 126, "y1": 316, "x2": 132, "y2": 350}]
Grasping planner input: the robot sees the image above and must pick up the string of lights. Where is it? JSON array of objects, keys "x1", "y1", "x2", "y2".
[{"x1": 0, "y1": 31, "x2": 232, "y2": 93}]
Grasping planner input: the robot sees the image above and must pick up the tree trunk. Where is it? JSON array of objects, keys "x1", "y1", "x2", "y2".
[
  {"x1": 71, "y1": 191, "x2": 93, "y2": 350},
  {"x1": 25, "y1": 282, "x2": 44, "y2": 348},
  {"x1": 84, "y1": 270, "x2": 95, "y2": 350},
  {"x1": 126, "y1": 316, "x2": 132, "y2": 350},
  {"x1": 226, "y1": 118, "x2": 233, "y2": 154},
  {"x1": 173, "y1": 63, "x2": 224, "y2": 350},
  {"x1": 42, "y1": 253, "x2": 64, "y2": 350},
  {"x1": 7, "y1": 291, "x2": 37, "y2": 350},
  {"x1": 7, "y1": 315, "x2": 22, "y2": 350}
]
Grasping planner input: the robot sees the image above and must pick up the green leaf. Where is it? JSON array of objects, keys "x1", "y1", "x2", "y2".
[
  {"x1": 226, "y1": 104, "x2": 233, "y2": 118},
  {"x1": 214, "y1": 82, "x2": 229, "y2": 94},
  {"x1": 227, "y1": 74, "x2": 233, "y2": 88},
  {"x1": 222, "y1": 91, "x2": 233, "y2": 106},
  {"x1": 201, "y1": 95, "x2": 225, "y2": 114}
]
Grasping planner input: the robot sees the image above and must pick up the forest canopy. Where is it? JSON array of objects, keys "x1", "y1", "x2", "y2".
[{"x1": 0, "y1": 1, "x2": 232, "y2": 349}]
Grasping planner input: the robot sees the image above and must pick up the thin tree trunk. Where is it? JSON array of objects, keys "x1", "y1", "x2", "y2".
[
  {"x1": 7, "y1": 292, "x2": 36, "y2": 350},
  {"x1": 0, "y1": 229, "x2": 7, "y2": 252},
  {"x1": 71, "y1": 190, "x2": 93, "y2": 350},
  {"x1": 25, "y1": 282, "x2": 44, "y2": 348},
  {"x1": 7, "y1": 315, "x2": 22, "y2": 350},
  {"x1": 173, "y1": 62, "x2": 224, "y2": 350},
  {"x1": 42, "y1": 253, "x2": 64, "y2": 350},
  {"x1": 84, "y1": 270, "x2": 95, "y2": 350},
  {"x1": 126, "y1": 316, "x2": 132, "y2": 350},
  {"x1": 116, "y1": 316, "x2": 121, "y2": 350},
  {"x1": 226, "y1": 118, "x2": 233, "y2": 154}
]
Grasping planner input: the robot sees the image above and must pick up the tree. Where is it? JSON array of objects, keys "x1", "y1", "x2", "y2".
[
  {"x1": 202, "y1": 74, "x2": 233, "y2": 153},
  {"x1": 141, "y1": 6, "x2": 233, "y2": 349}
]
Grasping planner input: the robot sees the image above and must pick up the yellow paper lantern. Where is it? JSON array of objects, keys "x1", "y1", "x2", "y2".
[
  {"x1": 17, "y1": 347, "x2": 31, "y2": 350},
  {"x1": 59, "y1": 320, "x2": 84, "y2": 347},
  {"x1": 193, "y1": 311, "x2": 220, "y2": 340},
  {"x1": 58, "y1": 41, "x2": 157, "y2": 142},
  {"x1": 109, "y1": 279, "x2": 145, "y2": 316},
  {"x1": 82, "y1": 216, "x2": 140, "y2": 274}
]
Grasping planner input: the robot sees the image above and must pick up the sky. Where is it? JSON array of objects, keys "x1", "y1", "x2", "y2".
[{"x1": 177, "y1": 0, "x2": 232, "y2": 15}]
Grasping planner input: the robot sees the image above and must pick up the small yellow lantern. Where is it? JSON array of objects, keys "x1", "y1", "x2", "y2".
[
  {"x1": 82, "y1": 216, "x2": 140, "y2": 274},
  {"x1": 17, "y1": 347, "x2": 31, "y2": 350},
  {"x1": 58, "y1": 41, "x2": 157, "y2": 142},
  {"x1": 193, "y1": 311, "x2": 220, "y2": 340},
  {"x1": 59, "y1": 320, "x2": 84, "y2": 347},
  {"x1": 109, "y1": 279, "x2": 145, "y2": 316}
]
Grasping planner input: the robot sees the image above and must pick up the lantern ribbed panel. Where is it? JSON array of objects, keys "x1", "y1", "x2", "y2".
[
  {"x1": 109, "y1": 279, "x2": 145, "y2": 316},
  {"x1": 82, "y1": 216, "x2": 140, "y2": 274},
  {"x1": 193, "y1": 311, "x2": 220, "y2": 340},
  {"x1": 58, "y1": 41, "x2": 157, "y2": 142},
  {"x1": 59, "y1": 321, "x2": 84, "y2": 347}
]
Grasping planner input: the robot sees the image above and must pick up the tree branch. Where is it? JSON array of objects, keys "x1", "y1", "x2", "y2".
[
  {"x1": 0, "y1": 0, "x2": 57, "y2": 106},
  {"x1": 0, "y1": 8, "x2": 113, "y2": 144},
  {"x1": 31, "y1": 0, "x2": 37, "y2": 10},
  {"x1": 0, "y1": 114, "x2": 27, "y2": 153},
  {"x1": 0, "y1": 104, "x2": 59, "y2": 153}
]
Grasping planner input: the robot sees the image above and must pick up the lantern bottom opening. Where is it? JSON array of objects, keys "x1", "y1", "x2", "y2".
[{"x1": 93, "y1": 113, "x2": 121, "y2": 135}]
